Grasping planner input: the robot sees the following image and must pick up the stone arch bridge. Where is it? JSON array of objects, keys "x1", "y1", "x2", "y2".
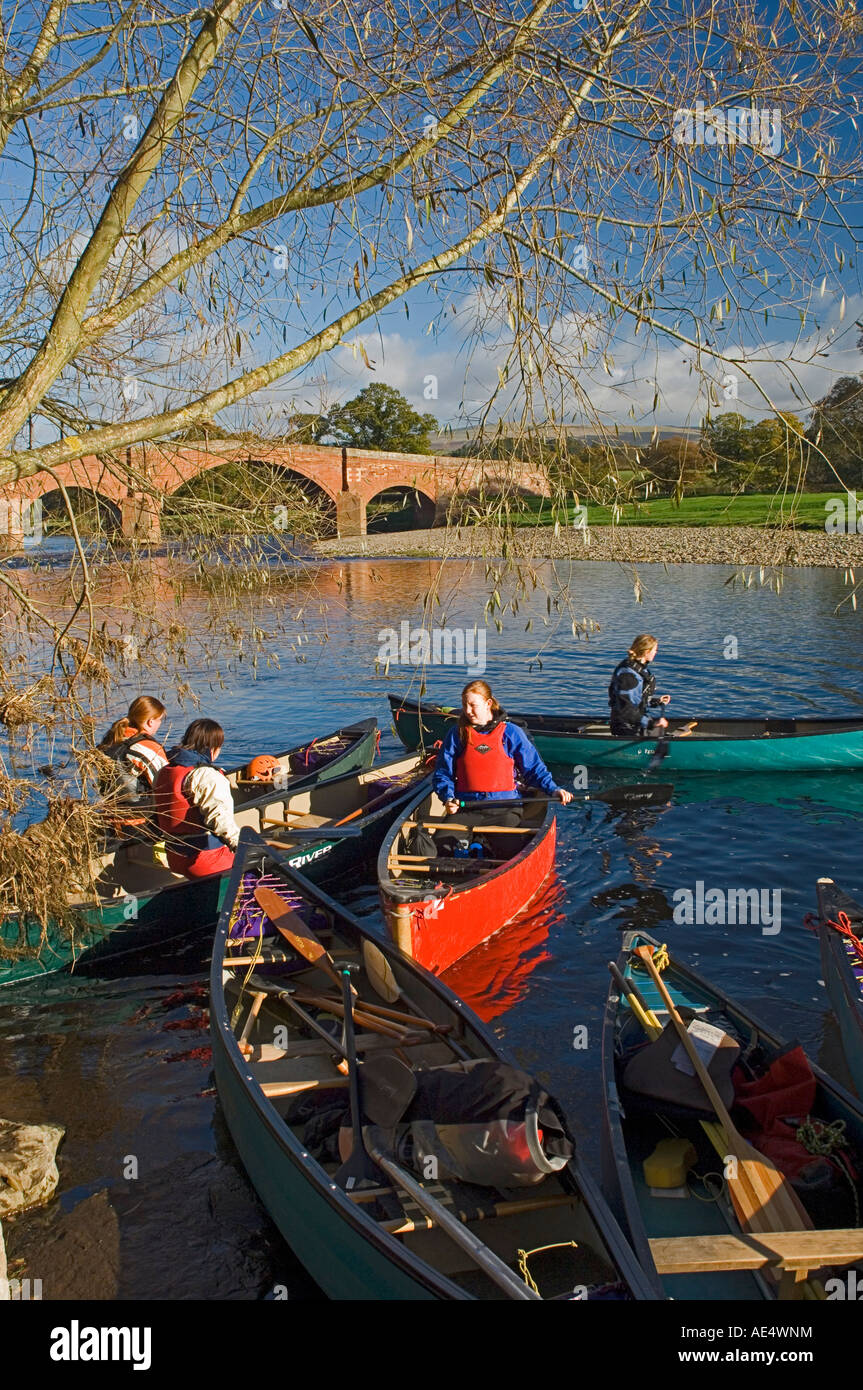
[{"x1": 0, "y1": 440, "x2": 550, "y2": 541}]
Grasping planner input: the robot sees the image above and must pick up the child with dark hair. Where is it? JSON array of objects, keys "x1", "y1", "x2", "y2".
[{"x1": 154, "y1": 719, "x2": 242, "y2": 878}]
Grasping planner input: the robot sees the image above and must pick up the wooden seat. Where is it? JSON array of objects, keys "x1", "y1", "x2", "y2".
[{"x1": 649, "y1": 1228, "x2": 863, "y2": 1275}]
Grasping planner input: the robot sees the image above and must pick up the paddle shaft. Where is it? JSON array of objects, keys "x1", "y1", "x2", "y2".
[
  {"x1": 340, "y1": 967, "x2": 368, "y2": 1176},
  {"x1": 334, "y1": 768, "x2": 424, "y2": 826},
  {"x1": 607, "y1": 961, "x2": 661, "y2": 1040},
  {"x1": 634, "y1": 947, "x2": 738, "y2": 1134},
  {"x1": 262, "y1": 826, "x2": 363, "y2": 839},
  {"x1": 364, "y1": 1133, "x2": 541, "y2": 1301},
  {"x1": 455, "y1": 784, "x2": 671, "y2": 814},
  {"x1": 246, "y1": 976, "x2": 350, "y2": 1059}
]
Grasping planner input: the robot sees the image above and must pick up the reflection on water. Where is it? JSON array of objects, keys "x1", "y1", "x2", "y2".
[
  {"x1": 441, "y1": 874, "x2": 565, "y2": 1023},
  {"x1": 2, "y1": 557, "x2": 863, "y2": 1297}
]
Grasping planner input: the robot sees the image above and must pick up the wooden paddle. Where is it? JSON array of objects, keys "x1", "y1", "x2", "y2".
[
  {"x1": 254, "y1": 886, "x2": 353, "y2": 994},
  {"x1": 362, "y1": 939, "x2": 470, "y2": 1061},
  {"x1": 634, "y1": 946, "x2": 813, "y2": 1235},
  {"x1": 333, "y1": 768, "x2": 425, "y2": 826}
]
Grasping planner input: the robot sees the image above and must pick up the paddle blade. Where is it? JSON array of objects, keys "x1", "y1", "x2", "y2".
[
  {"x1": 362, "y1": 1054, "x2": 418, "y2": 1127},
  {"x1": 594, "y1": 783, "x2": 673, "y2": 808},
  {"x1": 727, "y1": 1139, "x2": 814, "y2": 1234},
  {"x1": 254, "y1": 886, "x2": 340, "y2": 987},
  {"x1": 363, "y1": 938, "x2": 401, "y2": 1004},
  {"x1": 335, "y1": 1127, "x2": 383, "y2": 1191}
]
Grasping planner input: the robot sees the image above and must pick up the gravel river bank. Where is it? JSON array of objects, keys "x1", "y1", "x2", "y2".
[{"x1": 314, "y1": 524, "x2": 863, "y2": 567}]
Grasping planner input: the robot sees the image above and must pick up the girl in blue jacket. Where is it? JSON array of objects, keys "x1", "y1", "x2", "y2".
[{"x1": 434, "y1": 680, "x2": 573, "y2": 815}]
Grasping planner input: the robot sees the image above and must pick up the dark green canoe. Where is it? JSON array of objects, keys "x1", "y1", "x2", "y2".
[
  {"x1": 389, "y1": 693, "x2": 863, "y2": 772},
  {"x1": 0, "y1": 717, "x2": 379, "y2": 988},
  {"x1": 211, "y1": 829, "x2": 657, "y2": 1301},
  {"x1": 601, "y1": 930, "x2": 863, "y2": 1299},
  {"x1": 816, "y1": 879, "x2": 863, "y2": 1102}
]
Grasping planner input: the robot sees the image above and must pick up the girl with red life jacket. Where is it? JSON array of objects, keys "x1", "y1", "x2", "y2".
[
  {"x1": 433, "y1": 680, "x2": 573, "y2": 817},
  {"x1": 154, "y1": 719, "x2": 242, "y2": 879},
  {"x1": 98, "y1": 696, "x2": 168, "y2": 801}
]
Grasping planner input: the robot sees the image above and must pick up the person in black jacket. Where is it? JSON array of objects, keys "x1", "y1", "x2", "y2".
[{"x1": 608, "y1": 635, "x2": 670, "y2": 737}]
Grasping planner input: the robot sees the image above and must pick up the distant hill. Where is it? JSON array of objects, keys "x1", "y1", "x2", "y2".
[{"x1": 428, "y1": 423, "x2": 700, "y2": 452}]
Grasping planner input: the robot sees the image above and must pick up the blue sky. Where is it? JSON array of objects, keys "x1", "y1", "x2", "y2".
[{"x1": 2, "y1": 0, "x2": 862, "y2": 447}]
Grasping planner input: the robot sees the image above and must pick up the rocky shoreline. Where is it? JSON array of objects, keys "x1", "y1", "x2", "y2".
[{"x1": 313, "y1": 524, "x2": 863, "y2": 567}]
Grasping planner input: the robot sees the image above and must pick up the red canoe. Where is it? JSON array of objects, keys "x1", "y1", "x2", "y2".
[{"x1": 377, "y1": 786, "x2": 557, "y2": 974}]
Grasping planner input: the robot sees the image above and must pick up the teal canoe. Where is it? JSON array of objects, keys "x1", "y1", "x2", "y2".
[
  {"x1": 0, "y1": 718, "x2": 379, "y2": 988},
  {"x1": 816, "y1": 878, "x2": 863, "y2": 1101},
  {"x1": 389, "y1": 693, "x2": 863, "y2": 772},
  {"x1": 211, "y1": 828, "x2": 657, "y2": 1301},
  {"x1": 601, "y1": 930, "x2": 863, "y2": 1299}
]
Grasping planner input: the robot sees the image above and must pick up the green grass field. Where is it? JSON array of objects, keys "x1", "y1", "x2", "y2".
[{"x1": 513, "y1": 492, "x2": 836, "y2": 529}]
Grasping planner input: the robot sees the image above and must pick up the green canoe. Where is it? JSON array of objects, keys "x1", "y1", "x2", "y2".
[
  {"x1": 0, "y1": 717, "x2": 379, "y2": 988},
  {"x1": 601, "y1": 930, "x2": 863, "y2": 1299},
  {"x1": 816, "y1": 878, "x2": 863, "y2": 1102},
  {"x1": 211, "y1": 829, "x2": 657, "y2": 1300},
  {"x1": 389, "y1": 693, "x2": 863, "y2": 772}
]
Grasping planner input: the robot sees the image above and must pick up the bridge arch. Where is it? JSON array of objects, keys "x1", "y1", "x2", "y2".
[
  {"x1": 38, "y1": 486, "x2": 123, "y2": 536},
  {"x1": 151, "y1": 445, "x2": 342, "y2": 504},
  {"x1": 366, "y1": 485, "x2": 436, "y2": 532},
  {"x1": 162, "y1": 456, "x2": 337, "y2": 536}
]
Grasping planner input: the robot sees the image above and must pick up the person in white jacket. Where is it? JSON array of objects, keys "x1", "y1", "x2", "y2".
[{"x1": 154, "y1": 719, "x2": 242, "y2": 879}]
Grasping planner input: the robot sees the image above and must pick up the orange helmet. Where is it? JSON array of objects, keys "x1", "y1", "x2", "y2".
[{"x1": 245, "y1": 754, "x2": 280, "y2": 782}]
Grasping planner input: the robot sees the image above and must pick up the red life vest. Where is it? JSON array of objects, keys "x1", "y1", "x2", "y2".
[
  {"x1": 154, "y1": 763, "x2": 222, "y2": 858},
  {"x1": 454, "y1": 722, "x2": 517, "y2": 794}
]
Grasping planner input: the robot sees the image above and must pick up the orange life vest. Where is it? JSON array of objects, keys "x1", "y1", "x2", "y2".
[{"x1": 454, "y1": 722, "x2": 517, "y2": 794}]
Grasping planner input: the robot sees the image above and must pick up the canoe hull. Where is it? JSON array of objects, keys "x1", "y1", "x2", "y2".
[
  {"x1": 0, "y1": 720, "x2": 381, "y2": 987},
  {"x1": 600, "y1": 929, "x2": 863, "y2": 1299},
  {"x1": 389, "y1": 696, "x2": 863, "y2": 772},
  {"x1": 211, "y1": 831, "x2": 657, "y2": 1301},
  {"x1": 378, "y1": 790, "x2": 557, "y2": 974},
  {"x1": 816, "y1": 880, "x2": 863, "y2": 1100}
]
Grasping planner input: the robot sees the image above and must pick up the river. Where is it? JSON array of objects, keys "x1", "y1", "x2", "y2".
[{"x1": 2, "y1": 552, "x2": 863, "y2": 1299}]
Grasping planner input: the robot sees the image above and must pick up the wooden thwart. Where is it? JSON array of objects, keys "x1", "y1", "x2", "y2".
[{"x1": 650, "y1": 1228, "x2": 863, "y2": 1275}]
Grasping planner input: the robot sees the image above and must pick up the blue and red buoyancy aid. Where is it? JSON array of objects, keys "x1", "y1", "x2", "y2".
[
  {"x1": 154, "y1": 751, "x2": 225, "y2": 860},
  {"x1": 454, "y1": 722, "x2": 517, "y2": 795}
]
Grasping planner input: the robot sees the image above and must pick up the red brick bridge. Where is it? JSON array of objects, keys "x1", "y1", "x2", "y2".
[{"x1": 0, "y1": 440, "x2": 550, "y2": 540}]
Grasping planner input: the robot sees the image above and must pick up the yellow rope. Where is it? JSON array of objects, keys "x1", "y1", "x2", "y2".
[
  {"x1": 652, "y1": 942, "x2": 670, "y2": 971},
  {"x1": 632, "y1": 941, "x2": 669, "y2": 973},
  {"x1": 227, "y1": 898, "x2": 265, "y2": 1029},
  {"x1": 517, "y1": 1241, "x2": 580, "y2": 1296}
]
